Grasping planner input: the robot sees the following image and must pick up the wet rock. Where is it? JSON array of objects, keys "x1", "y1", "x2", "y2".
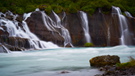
[
  {"x1": 16, "y1": 15, "x2": 23, "y2": 22},
  {"x1": 90, "y1": 55, "x2": 120, "y2": 67},
  {"x1": 0, "y1": 36, "x2": 32, "y2": 51},
  {"x1": 5, "y1": 15, "x2": 14, "y2": 20},
  {"x1": 65, "y1": 13, "x2": 84, "y2": 46},
  {"x1": 26, "y1": 11, "x2": 64, "y2": 46},
  {"x1": 97, "y1": 66, "x2": 135, "y2": 76},
  {"x1": 60, "y1": 70, "x2": 70, "y2": 74},
  {"x1": 65, "y1": 43, "x2": 72, "y2": 47}
]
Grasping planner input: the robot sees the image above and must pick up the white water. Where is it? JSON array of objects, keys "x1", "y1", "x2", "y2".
[
  {"x1": 41, "y1": 11, "x2": 56, "y2": 31},
  {"x1": 41, "y1": 10, "x2": 73, "y2": 47},
  {"x1": 112, "y1": 6, "x2": 132, "y2": 45},
  {"x1": 79, "y1": 11, "x2": 91, "y2": 43},
  {"x1": 0, "y1": 45, "x2": 135, "y2": 76},
  {"x1": 125, "y1": 11, "x2": 133, "y2": 18},
  {"x1": 52, "y1": 11, "x2": 73, "y2": 47},
  {"x1": 0, "y1": 11, "x2": 58, "y2": 49},
  {"x1": 0, "y1": 45, "x2": 11, "y2": 53}
]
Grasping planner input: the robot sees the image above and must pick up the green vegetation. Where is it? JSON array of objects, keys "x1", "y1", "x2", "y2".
[
  {"x1": 84, "y1": 43, "x2": 94, "y2": 47},
  {"x1": 116, "y1": 57, "x2": 135, "y2": 68},
  {"x1": 0, "y1": 0, "x2": 135, "y2": 16}
]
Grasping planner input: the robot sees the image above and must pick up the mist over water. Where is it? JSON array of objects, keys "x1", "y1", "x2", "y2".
[{"x1": 0, "y1": 45, "x2": 135, "y2": 76}]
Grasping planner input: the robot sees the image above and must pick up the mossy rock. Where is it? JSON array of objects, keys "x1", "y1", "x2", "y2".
[
  {"x1": 84, "y1": 43, "x2": 94, "y2": 47},
  {"x1": 116, "y1": 57, "x2": 135, "y2": 68},
  {"x1": 89, "y1": 55, "x2": 120, "y2": 67}
]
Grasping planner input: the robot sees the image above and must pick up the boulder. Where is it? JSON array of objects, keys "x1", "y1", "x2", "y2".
[{"x1": 89, "y1": 55, "x2": 120, "y2": 67}]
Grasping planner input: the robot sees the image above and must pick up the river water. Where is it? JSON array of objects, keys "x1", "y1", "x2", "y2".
[{"x1": 0, "y1": 45, "x2": 135, "y2": 76}]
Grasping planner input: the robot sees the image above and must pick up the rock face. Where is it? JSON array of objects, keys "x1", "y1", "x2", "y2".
[
  {"x1": 89, "y1": 55, "x2": 120, "y2": 67},
  {"x1": 26, "y1": 9, "x2": 135, "y2": 47},
  {"x1": 27, "y1": 8, "x2": 135, "y2": 47},
  {"x1": 0, "y1": 36, "x2": 32, "y2": 51},
  {"x1": 26, "y1": 11, "x2": 64, "y2": 46},
  {"x1": 0, "y1": 6, "x2": 135, "y2": 51},
  {"x1": 64, "y1": 13, "x2": 84, "y2": 46}
]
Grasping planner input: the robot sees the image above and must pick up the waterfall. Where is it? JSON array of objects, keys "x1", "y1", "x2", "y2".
[
  {"x1": 112, "y1": 6, "x2": 132, "y2": 45},
  {"x1": 41, "y1": 10, "x2": 73, "y2": 47},
  {"x1": 125, "y1": 11, "x2": 133, "y2": 18},
  {"x1": 22, "y1": 13, "x2": 59, "y2": 49},
  {"x1": 0, "y1": 11, "x2": 58, "y2": 50},
  {"x1": 107, "y1": 27, "x2": 110, "y2": 46},
  {"x1": 52, "y1": 11, "x2": 73, "y2": 47},
  {"x1": 0, "y1": 45, "x2": 11, "y2": 53},
  {"x1": 79, "y1": 11, "x2": 91, "y2": 43},
  {"x1": 41, "y1": 11, "x2": 57, "y2": 31}
]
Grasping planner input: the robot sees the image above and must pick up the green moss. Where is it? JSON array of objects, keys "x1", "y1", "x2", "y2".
[
  {"x1": 84, "y1": 43, "x2": 94, "y2": 47},
  {"x1": 116, "y1": 57, "x2": 135, "y2": 68}
]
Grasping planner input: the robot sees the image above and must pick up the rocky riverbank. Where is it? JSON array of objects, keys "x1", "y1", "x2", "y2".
[
  {"x1": 90, "y1": 55, "x2": 135, "y2": 76},
  {"x1": 96, "y1": 65, "x2": 135, "y2": 76}
]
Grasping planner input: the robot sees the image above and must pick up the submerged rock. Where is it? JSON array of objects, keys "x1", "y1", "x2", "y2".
[
  {"x1": 60, "y1": 70, "x2": 70, "y2": 74},
  {"x1": 89, "y1": 55, "x2": 120, "y2": 67}
]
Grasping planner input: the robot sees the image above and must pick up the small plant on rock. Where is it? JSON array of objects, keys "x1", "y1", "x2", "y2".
[
  {"x1": 116, "y1": 56, "x2": 135, "y2": 68},
  {"x1": 84, "y1": 43, "x2": 94, "y2": 47}
]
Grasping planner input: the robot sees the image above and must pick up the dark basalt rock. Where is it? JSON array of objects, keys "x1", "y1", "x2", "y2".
[
  {"x1": 25, "y1": 9, "x2": 135, "y2": 47},
  {"x1": 16, "y1": 15, "x2": 23, "y2": 22},
  {"x1": 60, "y1": 70, "x2": 70, "y2": 74},
  {"x1": 0, "y1": 36, "x2": 32, "y2": 51},
  {"x1": 65, "y1": 13, "x2": 84, "y2": 46},
  {"x1": 96, "y1": 66, "x2": 135, "y2": 76},
  {"x1": 0, "y1": 8, "x2": 135, "y2": 51},
  {"x1": 89, "y1": 55, "x2": 120, "y2": 67},
  {"x1": 26, "y1": 11, "x2": 64, "y2": 46}
]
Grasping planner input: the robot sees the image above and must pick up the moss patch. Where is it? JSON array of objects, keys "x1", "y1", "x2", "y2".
[
  {"x1": 84, "y1": 43, "x2": 94, "y2": 47},
  {"x1": 116, "y1": 57, "x2": 135, "y2": 68}
]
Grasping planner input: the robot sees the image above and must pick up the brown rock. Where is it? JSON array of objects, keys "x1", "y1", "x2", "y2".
[
  {"x1": 16, "y1": 15, "x2": 23, "y2": 22},
  {"x1": 26, "y1": 11, "x2": 64, "y2": 46},
  {"x1": 60, "y1": 70, "x2": 70, "y2": 74},
  {"x1": 89, "y1": 55, "x2": 120, "y2": 67}
]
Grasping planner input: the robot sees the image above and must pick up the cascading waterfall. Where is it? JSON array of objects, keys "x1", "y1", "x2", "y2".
[
  {"x1": 41, "y1": 10, "x2": 73, "y2": 47},
  {"x1": 0, "y1": 45, "x2": 11, "y2": 53},
  {"x1": 125, "y1": 11, "x2": 133, "y2": 18},
  {"x1": 41, "y1": 11, "x2": 56, "y2": 31},
  {"x1": 79, "y1": 11, "x2": 91, "y2": 43},
  {"x1": 52, "y1": 11, "x2": 73, "y2": 47},
  {"x1": 22, "y1": 13, "x2": 59, "y2": 49},
  {"x1": 0, "y1": 11, "x2": 58, "y2": 50},
  {"x1": 112, "y1": 6, "x2": 132, "y2": 45}
]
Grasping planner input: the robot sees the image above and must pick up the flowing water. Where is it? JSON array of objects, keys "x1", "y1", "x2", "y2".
[
  {"x1": 125, "y1": 11, "x2": 133, "y2": 18},
  {"x1": 41, "y1": 11, "x2": 73, "y2": 47},
  {"x1": 112, "y1": 6, "x2": 132, "y2": 45},
  {"x1": 0, "y1": 45, "x2": 135, "y2": 76},
  {"x1": 79, "y1": 11, "x2": 91, "y2": 43},
  {"x1": 52, "y1": 11, "x2": 73, "y2": 47},
  {"x1": 0, "y1": 11, "x2": 58, "y2": 49}
]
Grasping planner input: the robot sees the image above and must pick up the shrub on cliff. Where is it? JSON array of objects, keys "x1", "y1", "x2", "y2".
[
  {"x1": 84, "y1": 43, "x2": 94, "y2": 47},
  {"x1": 0, "y1": 0, "x2": 135, "y2": 16}
]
